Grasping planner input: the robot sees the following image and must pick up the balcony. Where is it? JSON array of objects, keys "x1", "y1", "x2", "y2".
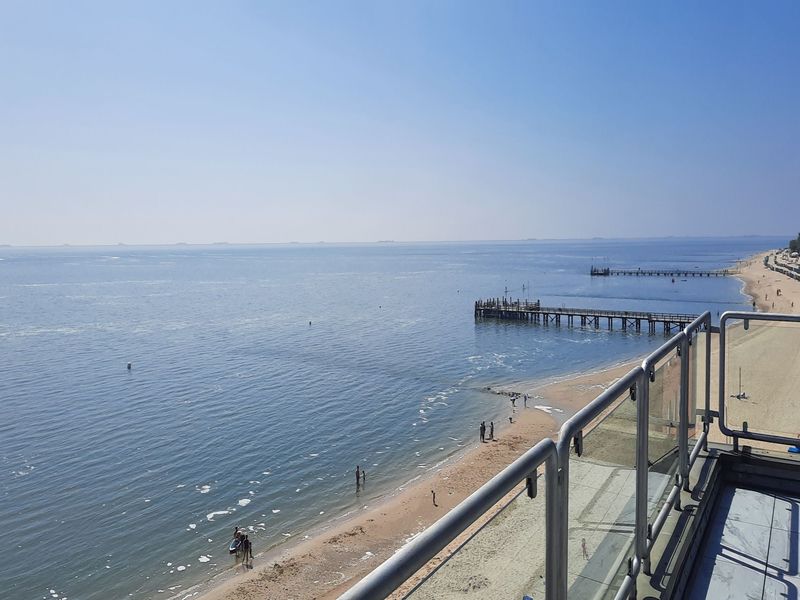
[{"x1": 339, "y1": 311, "x2": 800, "y2": 599}]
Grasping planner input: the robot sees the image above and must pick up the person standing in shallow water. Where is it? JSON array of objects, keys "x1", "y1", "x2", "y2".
[
  {"x1": 356, "y1": 465, "x2": 361, "y2": 490},
  {"x1": 480, "y1": 421, "x2": 486, "y2": 442},
  {"x1": 490, "y1": 421, "x2": 494, "y2": 441},
  {"x1": 244, "y1": 535, "x2": 253, "y2": 562}
]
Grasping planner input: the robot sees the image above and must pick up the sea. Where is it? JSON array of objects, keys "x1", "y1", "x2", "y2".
[{"x1": 0, "y1": 237, "x2": 783, "y2": 600}]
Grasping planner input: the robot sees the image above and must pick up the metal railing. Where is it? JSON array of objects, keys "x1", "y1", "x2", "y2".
[
  {"x1": 719, "y1": 311, "x2": 800, "y2": 448},
  {"x1": 342, "y1": 309, "x2": 800, "y2": 600}
]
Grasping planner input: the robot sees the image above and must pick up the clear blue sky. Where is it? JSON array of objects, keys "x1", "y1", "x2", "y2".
[{"x1": 1, "y1": 1, "x2": 798, "y2": 245}]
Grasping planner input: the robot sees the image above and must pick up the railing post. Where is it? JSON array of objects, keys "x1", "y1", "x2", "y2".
[
  {"x1": 545, "y1": 451, "x2": 558, "y2": 600},
  {"x1": 556, "y1": 439, "x2": 570, "y2": 600},
  {"x1": 636, "y1": 368, "x2": 650, "y2": 581},
  {"x1": 679, "y1": 333, "x2": 690, "y2": 492},
  {"x1": 704, "y1": 319, "x2": 711, "y2": 451}
]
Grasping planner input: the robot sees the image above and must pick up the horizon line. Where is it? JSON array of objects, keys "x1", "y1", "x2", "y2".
[{"x1": 0, "y1": 233, "x2": 790, "y2": 250}]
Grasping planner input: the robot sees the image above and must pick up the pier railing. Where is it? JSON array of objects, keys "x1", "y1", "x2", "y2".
[
  {"x1": 590, "y1": 266, "x2": 737, "y2": 277},
  {"x1": 342, "y1": 311, "x2": 800, "y2": 600}
]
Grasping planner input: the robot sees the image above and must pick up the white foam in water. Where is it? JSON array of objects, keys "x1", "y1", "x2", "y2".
[
  {"x1": 262, "y1": 471, "x2": 271, "y2": 475},
  {"x1": 176, "y1": 565, "x2": 186, "y2": 571},
  {"x1": 188, "y1": 523, "x2": 196, "y2": 529},
  {"x1": 237, "y1": 498, "x2": 251, "y2": 507},
  {"x1": 272, "y1": 509, "x2": 280, "y2": 513},
  {"x1": 534, "y1": 405, "x2": 554, "y2": 414},
  {"x1": 309, "y1": 453, "x2": 319, "y2": 457},
  {"x1": 295, "y1": 488, "x2": 300, "y2": 492},
  {"x1": 198, "y1": 556, "x2": 210, "y2": 563},
  {"x1": 197, "y1": 485, "x2": 211, "y2": 494},
  {"x1": 206, "y1": 510, "x2": 230, "y2": 521}
]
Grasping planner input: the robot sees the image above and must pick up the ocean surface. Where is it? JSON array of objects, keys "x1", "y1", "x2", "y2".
[{"x1": 0, "y1": 237, "x2": 782, "y2": 600}]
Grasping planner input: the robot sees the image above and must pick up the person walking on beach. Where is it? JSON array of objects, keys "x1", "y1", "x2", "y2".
[
  {"x1": 356, "y1": 465, "x2": 361, "y2": 490},
  {"x1": 490, "y1": 421, "x2": 494, "y2": 441},
  {"x1": 431, "y1": 489, "x2": 437, "y2": 507},
  {"x1": 524, "y1": 394, "x2": 528, "y2": 408},
  {"x1": 480, "y1": 421, "x2": 486, "y2": 443}
]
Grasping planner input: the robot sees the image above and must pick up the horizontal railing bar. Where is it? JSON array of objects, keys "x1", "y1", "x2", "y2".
[
  {"x1": 649, "y1": 483, "x2": 682, "y2": 544},
  {"x1": 685, "y1": 311, "x2": 711, "y2": 336},
  {"x1": 614, "y1": 555, "x2": 641, "y2": 600},
  {"x1": 557, "y1": 366, "x2": 642, "y2": 451},
  {"x1": 642, "y1": 331, "x2": 684, "y2": 369},
  {"x1": 721, "y1": 310, "x2": 800, "y2": 324},
  {"x1": 339, "y1": 438, "x2": 556, "y2": 600},
  {"x1": 689, "y1": 431, "x2": 707, "y2": 467},
  {"x1": 725, "y1": 429, "x2": 799, "y2": 447}
]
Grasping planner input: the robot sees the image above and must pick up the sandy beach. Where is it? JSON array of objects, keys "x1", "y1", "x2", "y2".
[{"x1": 196, "y1": 248, "x2": 800, "y2": 600}]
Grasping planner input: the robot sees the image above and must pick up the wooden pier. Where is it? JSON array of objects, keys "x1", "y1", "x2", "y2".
[
  {"x1": 474, "y1": 299, "x2": 699, "y2": 334},
  {"x1": 590, "y1": 266, "x2": 737, "y2": 277}
]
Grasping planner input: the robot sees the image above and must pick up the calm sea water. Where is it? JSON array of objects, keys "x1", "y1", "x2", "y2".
[{"x1": 0, "y1": 237, "x2": 782, "y2": 599}]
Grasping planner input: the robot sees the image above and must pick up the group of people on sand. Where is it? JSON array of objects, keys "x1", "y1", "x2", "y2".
[
  {"x1": 479, "y1": 393, "x2": 530, "y2": 442},
  {"x1": 231, "y1": 526, "x2": 254, "y2": 563}
]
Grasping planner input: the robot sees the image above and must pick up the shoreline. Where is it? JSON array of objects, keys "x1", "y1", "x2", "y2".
[
  {"x1": 194, "y1": 249, "x2": 789, "y2": 600},
  {"x1": 194, "y1": 360, "x2": 640, "y2": 600}
]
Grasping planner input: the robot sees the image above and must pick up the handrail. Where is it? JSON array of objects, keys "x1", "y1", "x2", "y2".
[{"x1": 339, "y1": 437, "x2": 557, "y2": 600}]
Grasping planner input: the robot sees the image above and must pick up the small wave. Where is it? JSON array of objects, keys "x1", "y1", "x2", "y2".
[
  {"x1": 206, "y1": 510, "x2": 230, "y2": 521},
  {"x1": 237, "y1": 498, "x2": 251, "y2": 507}
]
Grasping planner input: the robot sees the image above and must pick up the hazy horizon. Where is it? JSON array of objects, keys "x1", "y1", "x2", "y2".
[
  {"x1": 2, "y1": 1, "x2": 798, "y2": 246},
  {"x1": 0, "y1": 233, "x2": 791, "y2": 250}
]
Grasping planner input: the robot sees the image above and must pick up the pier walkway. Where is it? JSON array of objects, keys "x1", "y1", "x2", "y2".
[
  {"x1": 474, "y1": 298, "x2": 700, "y2": 334},
  {"x1": 590, "y1": 266, "x2": 737, "y2": 277}
]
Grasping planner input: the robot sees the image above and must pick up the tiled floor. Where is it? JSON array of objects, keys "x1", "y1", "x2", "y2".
[{"x1": 688, "y1": 486, "x2": 800, "y2": 599}]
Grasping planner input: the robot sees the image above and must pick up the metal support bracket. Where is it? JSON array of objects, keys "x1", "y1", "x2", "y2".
[
  {"x1": 574, "y1": 431, "x2": 583, "y2": 457},
  {"x1": 526, "y1": 470, "x2": 538, "y2": 498}
]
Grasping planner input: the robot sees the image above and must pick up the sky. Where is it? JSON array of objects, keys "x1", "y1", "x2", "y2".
[{"x1": 1, "y1": 1, "x2": 798, "y2": 246}]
